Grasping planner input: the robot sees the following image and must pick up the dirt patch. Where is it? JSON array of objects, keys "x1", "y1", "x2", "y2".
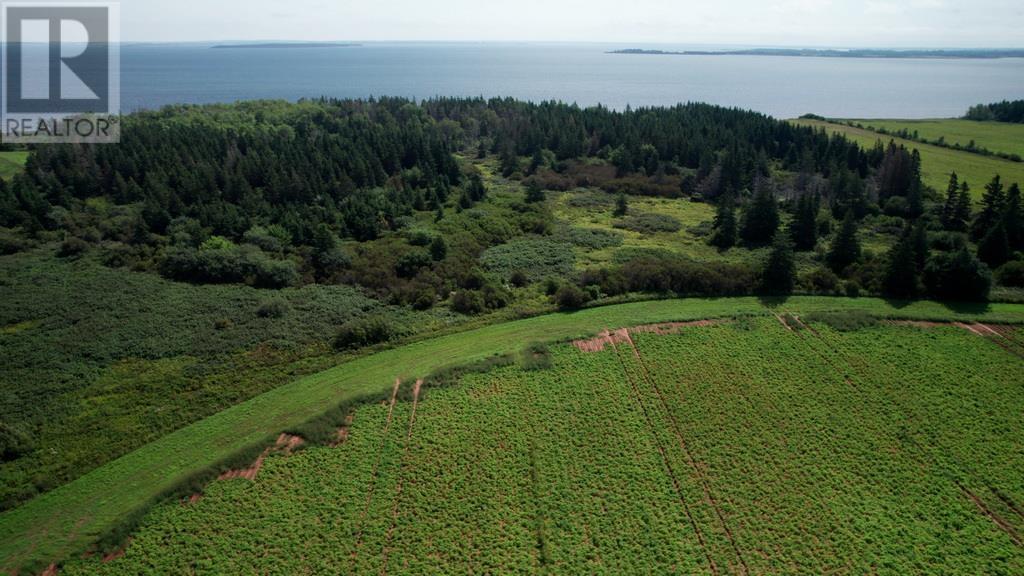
[
  {"x1": 40, "y1": 564, "x2": 59, "y2": 576},
  {"x1": 101, "y1": 539, "x2": 131, "y2": 563},
  {"x1": 217, "y1": 433, "x2": 305, "y2": 482},
  {"x1": 330, "y1": 413, "x2": 355, "y2": 447},
  {"x1": 573, "y1": 320, "x2": 722, "y2": 352},
  {"x1": 181, "y1": 493, "x2": 202, "y2": 506}
]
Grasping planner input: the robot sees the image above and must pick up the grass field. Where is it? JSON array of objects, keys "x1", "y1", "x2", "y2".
[
  {"x1": 792, "y1": 119, "x2": 1024, "y2": 198},
  {"x1": 55, "y1": 316, "x2": 1024, "y2": 574},
  {"x1": 0, "y1": 151, "x2": 28, "y2": 180},
  {"x1": 841, "y1": 118, "x2": 1024, "y2": 159},
  {"x1": 2, "y1": 296, "x2": 1023, "y2": 573}
]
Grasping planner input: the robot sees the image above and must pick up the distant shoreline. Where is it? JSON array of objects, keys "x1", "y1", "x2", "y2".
[
  {"x1": 609, "y1": 48, "x2": 1024, "y2": 59},
  {"x1": 211, "y1": 42, "x2": 361, "y2": 50}
]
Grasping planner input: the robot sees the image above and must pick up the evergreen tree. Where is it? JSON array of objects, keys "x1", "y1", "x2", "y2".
[
  {"x1": 467, "y1": 172, "x2": 487, "y2": 202},
  {"x1": 613, "y1": 193, "x2": 629, "y2": 217},
  {"x1": 709, "y1": 196, "x2": 738, "y2": 249},
  {"x1": 972, "y1": 175, "x2": 1006, "y2": 240},
  {"x1": 952, "y1": 181, "x2": 972, "y2": 233},
  {"x1": 429, "y1": 235, "x2": 448, "y2": 261},
  {"x1": 911, "y1": 220, "x2": 929, "y2": 272},
  {"x1": 907, "y1": 149, "x2": 923, "y2": 217},
  {"x1": 739, "y1": 185, "x2": 779, "y2": 246},
  {"x1": 884, "y1": 225, "x2": 920, "y2": 299},
  {"x1": 525, "y1": 180, "x2": 546, "y2": 203},
  {"x1": 1003, "y1": 183, "x2": 1022, "y2": 251},
  {"x1": 978, "y1": 223, "x2": 1010, "y2": 267},
  {"x1": 789, "y1": 193, "x2": 819, "y2": 251},
  {"x1": 941, "y1": 172, "x2": 960, "y2": 230},
  {"x1": 826, "y1": 211, "x2": 861, "y2": 274},
  {"x1": 923, "y1": 246, "x2": 992, "y2": 301},
  {"x1": 761, "y1": 233, "x2": 796, "y2": 295}
]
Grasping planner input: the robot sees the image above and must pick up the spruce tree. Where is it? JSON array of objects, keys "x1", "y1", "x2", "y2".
[
  {"x1": 826, "y1": 211, "x2": 861, "y2": 274},
  {"x1": 907, "y1": 149, "x2": 924, "y2": 217},
  {"x1": 761, "y1": 233, "x2": 796, "y2": 295},
  {"x1": 613, "y1": 193, "x2": 629, "y2": 217},
  {"x1": 941, "y1": 172, "x2": 959, "y2": 230},
  {"x1": 525, "y1": 180, "x2": 546, "y2": 203},
  {"x1": 952, "y1": 181, "x2": 972, "y2": 233},
  {"x1": 1003, "y1": 183, "x2": 1022, "y2": 251},
  {"x1": 978, "y1": 223, "x2": 1010, "y2": 268},
  {"x1": 884, "y1": 225, "x2": 920, "y2": 299},
  {"x1": 739, "y1": 186, "x2": 779, "y2": 246},
  {"x1": 972, "y1": 175, "x2": 1006, "y2": 240},
  {"x1": 709, "y1": 196, "x2": 738, "y2": 249},
  {"x1": 789, "y1": 193, "x2": 819, "y2": 251},
  {"x1": 911, "y1": 220, "x2": 929, "y2": 272}
]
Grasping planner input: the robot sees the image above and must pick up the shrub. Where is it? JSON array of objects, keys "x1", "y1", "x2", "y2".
[
  {"x1": 0, "y1": 421, "x2": 34, "y2": 462},
  {"x1": 566, "y1": 227, "x2": 624, "y2": 250},
  {"x1": 521, "y1": 343, "x2": 552, "y2": 371},
  {"x1": 996, "y1": 260, "x2": 1024, "y2": 288},
  {"x1": 553, "y1": 284, "x2": 591, "y2": 309},
  {"x1": 160, "y1": 245, "x2": 298, "y2": 288},
  {"x1": 58, "y1": 236, "x2": 89, "y2": 258},
  {"x1": 451, "y1": 290, "x2": 486, "y2": 314},
  {"x1": 333, "y1": 316, "x2": 399, "y2": 350},
  {"x1": 800, "y1": 267, "x2": 841, "y2": 294},
  {"x1": 481, "y1": 239, "x2": 575, "y2": 282},
  {"x1": 923, "y1": 247, "x2": 992, "y2": 301},
  {"x1": 612, "y1": 213, "x2": 682, "y2": 234},
  {"x1": 395, "y1": 250, "x2": 431, "y2": 278},
  {"x1": 509, "y1": 270, "x2": 529, "y2": 288},
  {"x1": 256, "y1": 299, "x2": 290, "y2": 319}
]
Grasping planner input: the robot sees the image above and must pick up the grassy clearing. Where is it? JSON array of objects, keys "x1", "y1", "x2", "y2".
[
  {"x1": 2, "y1": 296, "x2": 1023, "y2": 572},
  {"x1": 791, "y1": 119, "x2": 1024, "y2": 198},
  {"x1": 0, "y1": 151, "x2": 28, "y2": 180},
  {"x1": 840, "y1": 118, "x2": 1024, "y2": 159},
  {"x1": 58, "y1": 318, "x2": 1024, "y2": 574}
]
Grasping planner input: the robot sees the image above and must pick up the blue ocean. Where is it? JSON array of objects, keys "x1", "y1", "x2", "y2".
[{"x1": 119, "y1": 42, "x2": 1024, "y2": 118}]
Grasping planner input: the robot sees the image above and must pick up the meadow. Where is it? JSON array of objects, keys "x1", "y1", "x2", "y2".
[
  {"x1": 2, "y1": 296, "x2": 1023, "y2": 573},
  {"x1": 0, "y1": 151, "x2": 28, "y2": 181},
  {"x1": 840, "y1": 118, "x2": 1024, "y2": 159},
  {"x1": 54, "y1": 316, "x2": 1024, "y2": 575},
  {"x1": 791, "y1": 119, "x2": 1024, "y2": 197}
]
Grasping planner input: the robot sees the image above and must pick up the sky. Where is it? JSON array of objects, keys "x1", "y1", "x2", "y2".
[{"x1": 124, "y1": 0, "x2": 1024, "y2": 47}]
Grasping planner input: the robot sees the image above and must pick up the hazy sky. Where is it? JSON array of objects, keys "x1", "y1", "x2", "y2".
[{"x1": 125, "y1": 0, "x2": 1023, "y2": 47}]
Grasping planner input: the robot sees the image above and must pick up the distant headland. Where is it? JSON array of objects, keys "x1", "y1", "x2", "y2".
[
  {"x1": 609, "y1": 48, "x2": 1024, "y2": 59},
  {"x1": 211, "y1": 42, "x2": 361, "y2": 49}
]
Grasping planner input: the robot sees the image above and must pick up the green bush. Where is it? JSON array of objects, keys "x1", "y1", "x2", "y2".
[
  {"x1": 333, "y1": 316, "x2": 400, "y2": 350},
  {"x1": 0, "y1": 421, "x2": 34, "y2": 462},
  {"x1": 256, "y1": 299, "x2": 290, "y2": 319},
  {"x1": 553, "y1": 284, "x2": 591, "y2": 309},
  {"x1": 996, "y1": 260, "x2": 1024, "y2": 288}
]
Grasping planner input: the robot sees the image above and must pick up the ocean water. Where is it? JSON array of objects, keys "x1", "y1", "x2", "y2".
[{"x1": 120, "y1": 42, "x2": 1024, "y2": 119}]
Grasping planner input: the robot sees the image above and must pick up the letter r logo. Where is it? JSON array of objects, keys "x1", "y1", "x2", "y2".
[{"x1": 3, "y1": 5, "x2": 110, "y2": 113}]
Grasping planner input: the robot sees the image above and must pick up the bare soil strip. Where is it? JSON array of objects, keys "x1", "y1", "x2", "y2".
[
  {"x1": 330, "y1": 413, "x2": 356, "y2": 447},
  {"x1": 622, "y1": 330, "x2": 751, "y2": 576},
  {"x1": 608, "y1": 332, "x2": 720, "y2": 576},
  {"x1": 573, "y1": 321, "x2": 721, "y2": 352},
  {"x1": 350, "y1": 379, "x2": 403, "y2": 561},
  {"x1": 217, "y1": 433, "x2": 305, "y2": 481},
  {"x1": 379, "y1": 379, "x2": 423, "y2": 576}
]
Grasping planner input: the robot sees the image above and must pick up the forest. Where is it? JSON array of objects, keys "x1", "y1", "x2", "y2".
[
  {"x1": 964, "y1": 99, "x2": 1024, "y2": 124},
  {"x1": 2, "y1": 97, "x2": 1020, "y2": 315}
]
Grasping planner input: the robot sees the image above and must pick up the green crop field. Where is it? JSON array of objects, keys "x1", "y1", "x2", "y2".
[
  {"x1": 2, "y1": 297, "x2": 1023, "y2": 573},
  {"x1": 54, "y1": 316, "x2": 1024, "y2": 575},
  {"x1": 791, "y1": 119, "x2": 1024, "y2": 198},
  {"x1": 0, "y1": 151, "x2": 28, "y2": 180},
  {"x1": 840, "y1": 118, "x2": 1024, "y2": 159}
]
